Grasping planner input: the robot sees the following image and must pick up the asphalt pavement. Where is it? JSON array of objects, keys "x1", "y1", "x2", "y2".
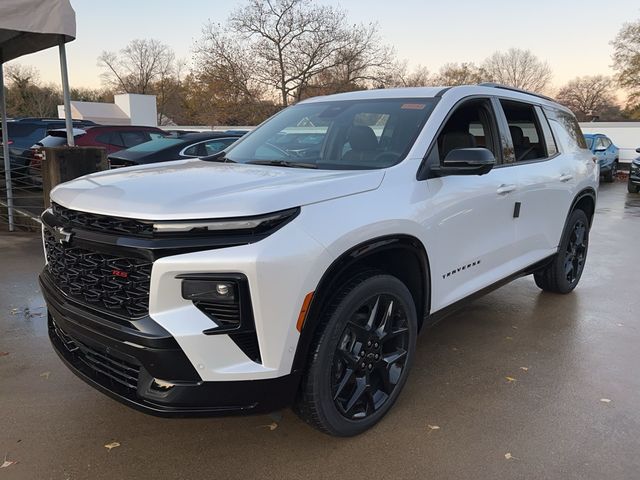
[{"x1": 1, "y1": 181, "x2": 639, "y2": 480}]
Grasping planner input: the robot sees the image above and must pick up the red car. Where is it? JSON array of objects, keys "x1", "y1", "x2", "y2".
[{"x1": 30, "y1": 125, "x2": 166, "y2": 174}]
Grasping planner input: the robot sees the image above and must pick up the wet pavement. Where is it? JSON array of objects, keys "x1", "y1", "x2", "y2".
[{"x1": 1, "y1": 181, "x2": 639, "y2": 480}]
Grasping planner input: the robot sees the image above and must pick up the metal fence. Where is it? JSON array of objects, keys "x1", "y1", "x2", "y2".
[{"x1": 0, "y1": 149, "x2": 44, "y2": 232}]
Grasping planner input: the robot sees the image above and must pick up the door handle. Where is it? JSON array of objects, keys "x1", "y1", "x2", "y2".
[
  {"x1": 559, "y1": 174, "x2": 573, "y2": 182},
  {"x1": 497, "y1": 184, "x2": 517, "y2": 195}
]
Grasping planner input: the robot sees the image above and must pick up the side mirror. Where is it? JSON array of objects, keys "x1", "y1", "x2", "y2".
[
  {"x1": 636, "y1": 147, "x2": 640, "y2": 154},
  {"x1": 432, "y1": 148, "x2": 496, "y2": 177}
]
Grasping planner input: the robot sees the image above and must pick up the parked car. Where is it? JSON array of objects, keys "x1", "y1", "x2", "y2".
[
  {"x1": 584, "y1": 133, "x2": 619, "y2": 182},
  {"x1": 628, "y1": 147, "x2": 640, "y2": 193},
  {"x1": 107, "y1": 131, "x2": 245, "y2": 168},
  {"x1": 28, "y1": 125, "x2": 167, "y2": 183},
  {"x1": 40, "y1": 84, "x2": 597, "y2": 436},
  {"x1": 0, "y1": 118, "x2": 96, "y2": 180}
]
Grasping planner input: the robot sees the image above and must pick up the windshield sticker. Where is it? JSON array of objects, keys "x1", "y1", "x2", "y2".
[{"x1": 401, "y1": 103, "x2": 427, "y2": 110}]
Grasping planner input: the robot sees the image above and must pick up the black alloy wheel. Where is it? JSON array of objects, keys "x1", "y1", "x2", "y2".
[
  {"x1": 331, "y1": 294, "x2": 410, "y2": 420},
  {"x1": 295, "y1": 273, "x2": 418, "y2": 436},
  {"x1": 534, "y1": 208, "x2": 590, "y2": 294},
  {"x1": 563, "y1": 219, "x2": 588, "y2": 286}
]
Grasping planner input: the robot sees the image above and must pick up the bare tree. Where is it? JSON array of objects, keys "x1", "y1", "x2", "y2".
[
  {"x1": 229, "y1": 0, "x2": 353, "y2": 106},
  {"x1": 611, "y1": 19, "x2": 640, "y2": 115},
  {"x1": 435, "y1": 62, "x2": 486, "y2": 86},
  {"x1": 98, "y1": 39, "x2": 182, "y2": 123},
  {"x1": 384, "y1": 62, "x2": 433, "y2": 88},
  {"x1": 482, "y1": 48, "x2": 552, "y2": 93},
  {"x1": 556, "y1": 75, "x2": 622, "y2": 121}
]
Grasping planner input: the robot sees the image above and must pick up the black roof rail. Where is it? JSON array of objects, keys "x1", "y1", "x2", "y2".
[{"x1": 477, "y1": 83, "x2": 556, "y2": 103}]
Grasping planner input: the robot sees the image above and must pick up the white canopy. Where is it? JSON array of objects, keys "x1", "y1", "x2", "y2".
[{"x1": 0, "y1": 0, "x2": 75, "y2": 63}]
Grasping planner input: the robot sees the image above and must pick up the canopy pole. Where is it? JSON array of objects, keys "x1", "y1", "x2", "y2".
[
  {"x1": 0, "y1": 58, "x2": 15, "y2": 231},
  {"x1": 58, "y1": 37, "x2": 74, "y2": 147}
]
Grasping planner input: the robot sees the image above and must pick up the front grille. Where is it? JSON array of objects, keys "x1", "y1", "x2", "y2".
[
  {"x1": 52, "y1": 202, "x2": 154, "y2": 237},
  {"x1": 52, "y1": 321, "x2": 140, "y2": 390},
  {"x1": 44, "y1": 228, "x2": 152, "y2": 318}
]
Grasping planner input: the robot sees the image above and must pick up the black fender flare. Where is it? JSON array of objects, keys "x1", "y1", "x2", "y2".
[{"x1": 290, "y1": 234, "x2": 431, "y2": 377}]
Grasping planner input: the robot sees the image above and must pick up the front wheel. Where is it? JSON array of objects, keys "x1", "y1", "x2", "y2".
[
  {"x1": 295, "y1": 273, "x2": 418, "y2": 436},
  {"x1": 534, "y1": 209, "x2": 589, "y2": 293}
]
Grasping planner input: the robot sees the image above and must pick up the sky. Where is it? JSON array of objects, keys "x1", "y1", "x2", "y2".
[{"x1": 7, "y1": 0, "x2": 640, "y2": 92}]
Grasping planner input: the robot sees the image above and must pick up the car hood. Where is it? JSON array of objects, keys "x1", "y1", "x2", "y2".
[{"x1": 50, "y1": 159, "x2": 385, "y2": 220}]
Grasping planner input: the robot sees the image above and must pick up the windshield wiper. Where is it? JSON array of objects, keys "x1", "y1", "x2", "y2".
[{"x1": 247, "y1": 159, "x2": 317, "y2": 169}]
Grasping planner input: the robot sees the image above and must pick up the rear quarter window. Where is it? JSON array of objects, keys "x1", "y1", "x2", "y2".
[{"x1": 545, "y1": 108, "x2": 588, "y2": 153}]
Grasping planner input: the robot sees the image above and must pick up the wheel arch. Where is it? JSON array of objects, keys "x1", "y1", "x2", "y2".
[
  {"x1": 570, "y1": 187, "x2": 596, "y2": 228},
  {"x1": 291, "y1": 234, "x2": 431, "y2": 375}
]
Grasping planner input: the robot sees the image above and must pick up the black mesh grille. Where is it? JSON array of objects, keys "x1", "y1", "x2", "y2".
[
  {"x1": 52, "y1": 202, "x2": 154, "y2": 237},
  {"x1": 44, "y1": 228, "x2": 152, "y2": 318},
  {"x1": 52, "y1": 321, "x2": 140, "y2": 390}
]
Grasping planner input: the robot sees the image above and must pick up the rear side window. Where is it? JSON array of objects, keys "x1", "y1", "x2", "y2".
[
  {"x1": 546, "y1": 109, "x2": 588, "y2": 152},
  {"x1": 95, "y1": 133, "x2": 112, "y2": 144},
  {"x1": 120, "y1": 131, "x2": 150, "y2": 148},
  {"x1": 500, "y1": 100, "x2": 549, "y2": 162},
  {"x1": 535, "y1": 106, "x2": 558, "y2": 156}
]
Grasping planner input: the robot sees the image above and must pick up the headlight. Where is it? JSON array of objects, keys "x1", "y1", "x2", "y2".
[{"x1": 152, "y1": 207, "x2": 299, "y2": 234}]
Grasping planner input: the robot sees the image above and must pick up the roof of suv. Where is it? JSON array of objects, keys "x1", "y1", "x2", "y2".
[{"x1": 299, "y1": 84, "x2": 570, "y2": 113}]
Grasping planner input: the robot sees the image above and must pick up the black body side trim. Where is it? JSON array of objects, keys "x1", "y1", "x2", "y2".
[{"x1": 426, "y1": 255, "x2": 554, "y2": 326}]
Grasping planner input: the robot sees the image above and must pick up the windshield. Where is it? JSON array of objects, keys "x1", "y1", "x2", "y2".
[
  {"x1": 225, "y1": 98, "x2": 436, "y2": 169},
  {"x1": 125, "y1": 137, "x2": 184, "y2": 153},
  {"x1": 584, "y1": 136, "x2": 594, "y2": 149}
]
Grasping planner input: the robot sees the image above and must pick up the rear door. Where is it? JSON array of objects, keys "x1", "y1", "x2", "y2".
[{"x1": 495, "y1": 99, "x2": 578, "y2": 266}]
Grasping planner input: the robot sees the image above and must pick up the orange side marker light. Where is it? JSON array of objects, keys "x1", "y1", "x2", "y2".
[{"x1": 296, "y1": 292, "x2": 314, "y2": 332}]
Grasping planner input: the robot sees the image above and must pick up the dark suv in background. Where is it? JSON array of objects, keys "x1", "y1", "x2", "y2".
[
  {"x1": 1, "y1": 118, "x2": 96, "y2": 181},
  {"x1": 629, "y1": 147, "x2": 640, "y2": 193}
]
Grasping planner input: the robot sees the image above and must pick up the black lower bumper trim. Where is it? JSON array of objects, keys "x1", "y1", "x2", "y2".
[{"x1": 44, "y1": 279, "x2": 301, "y2": 416}]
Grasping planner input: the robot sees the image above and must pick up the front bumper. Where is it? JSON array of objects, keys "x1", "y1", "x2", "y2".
[
  {"x1": 630, "y1": 164, "x2": 640, "y2": 185},
  {"x1": 41, "y1": 272, "x2": 300, "y2": 416}
]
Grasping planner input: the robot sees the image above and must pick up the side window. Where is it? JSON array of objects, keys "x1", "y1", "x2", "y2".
[
  {"x1": 95, "y1": 133, "x2": 112, "y2": 144},
  {"x1": 203, "y1": 138, "x2": 236, "y2": 155},
  {"x1": 183, "y1": 141, "x2": 208, "y2": 157},
  {"x1": 594, "y1": 137, "x2": 606, "y2": 150},
  {"x1": 109, "y1": 132, "x2": 126, "y2": 148},
  {"x1": 546, "y1": 109, "x2": 588, "y2": 152},
  {"x1": 429, "y1": 98, "x2": 499, "y2": 165},
  {"x1": 500, "y1": 100, "x2": 548, "y2": 162},
  {"x1": 535, "y1": 106, "x2": 558, "y2": 156},
  {"x1": 120, "y1": 131, "x2": 149, "y2": 148}
]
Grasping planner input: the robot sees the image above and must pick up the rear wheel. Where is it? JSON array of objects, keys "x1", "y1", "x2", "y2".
[
  {"x1": 534, "y1": 209, "x2": 589, "y2": 293},
  {"x1": 295, "y1": 273, "x2": 417, "y2": 436},
  {"x1": 604, "y1": 161, "x2": 618, "y2": 183}
]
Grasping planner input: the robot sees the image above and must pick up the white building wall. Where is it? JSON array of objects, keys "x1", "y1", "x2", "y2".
[
  {"x1": 114, "y1": 94, "x2": 157, "y2": 126},
  {"x1": 579, "y1": 122, "x2": 640, "y2": 163}
]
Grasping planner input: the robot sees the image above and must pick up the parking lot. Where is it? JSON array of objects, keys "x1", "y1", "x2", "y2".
[{"x1": 1, "y1": 181, "x2": 639, "y2": 480}]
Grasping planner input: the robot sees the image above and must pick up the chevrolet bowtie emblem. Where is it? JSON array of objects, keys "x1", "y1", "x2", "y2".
[{"x1": 52, "y1": 226, "x2": 73, "y2": 244}]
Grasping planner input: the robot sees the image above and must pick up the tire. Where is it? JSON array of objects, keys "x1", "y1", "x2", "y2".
[
  {"x1": 629, "y1": 178, "x2": 640, "y2": 194},
  {"x1": 294, "y1": 273, "x2": 418, "y2": 436},
  {"x1": 534, "y1": 209, "x2": 589, "y2": 294}
]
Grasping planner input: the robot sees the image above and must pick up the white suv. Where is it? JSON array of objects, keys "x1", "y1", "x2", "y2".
[{"x1": 40, "y1": 84, "x2": 598, "y2": 436}]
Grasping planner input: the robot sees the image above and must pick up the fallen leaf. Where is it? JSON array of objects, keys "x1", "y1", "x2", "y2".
[
  {"x1": 504, "y1": 452, "x2": 516, "y2": 460},
  {"x1": 511, "y1": 325, "x2": 518, "y2": 329},
  {"x1": 505, "y1": 376, "x2": 517, "y2": 383},
  {"x1": 520, "y1": 367, "x2": 529, "y2": 371},
  {"x1": 40, "y1": 372, "x2": 51, "y2": 379},
  {"x1": 104, "y1": 441, "x2": 120, "y2": 451},
  {"x1": 10, "y1": 308, "x2": 19, "y2": 315},
  {"x1": 505, "y1": 336, "x2": 514, "y2": 341},
  {"x1": 0, "y1": 352, "x2": 9, "y2": 357},
  {"x1": 258, "y1": 422, "x2": 278, "y2": 431},
  {"x1": 1, "y1": 455, "x2": 17, "y2": 468},
  {"x1": 427, "y1": 424, "x2": 440, "y2": 432},
  {"x1": 600, "y1": 398, "x2": 611, "y2": 403}
]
